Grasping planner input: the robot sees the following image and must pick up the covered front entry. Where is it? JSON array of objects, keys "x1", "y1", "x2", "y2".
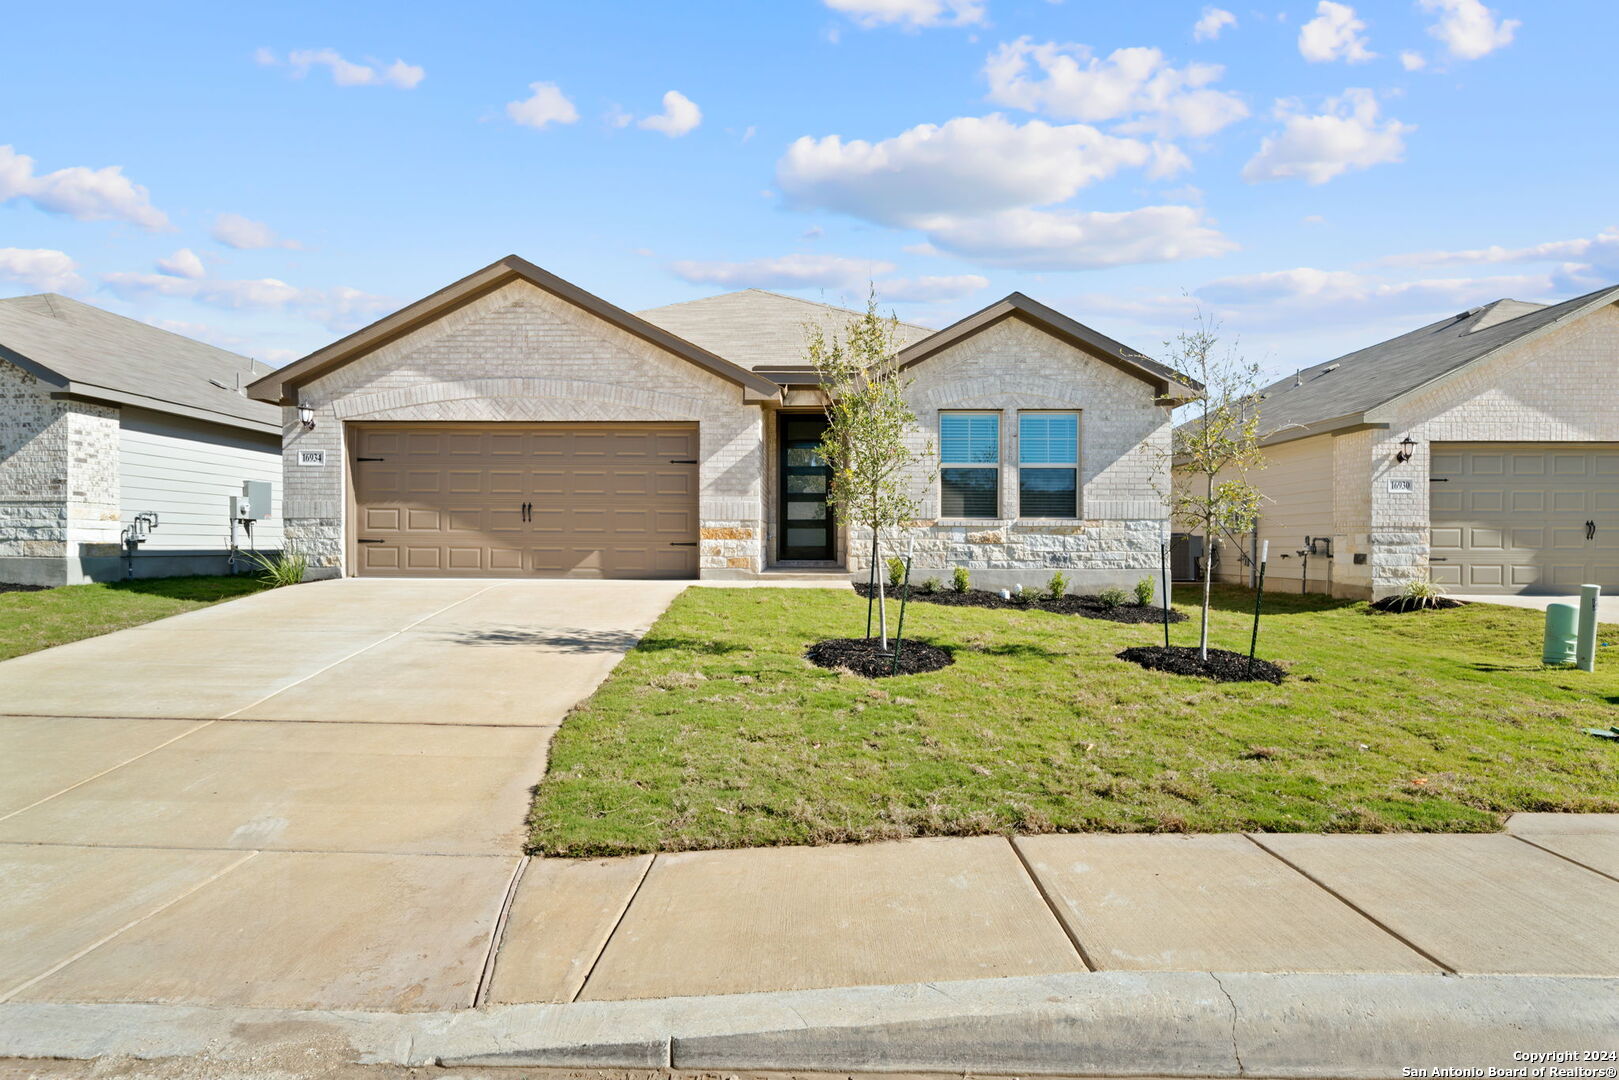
[
  {"x1": 350, "y1": 422, "x2": 699, "y2": 579},
  {"x1": 778, "y1": 413, "x2": 834, "y2": 561},
  {"x1": 1429, "y1": 442, "x2": 1619, "y2": 593}
]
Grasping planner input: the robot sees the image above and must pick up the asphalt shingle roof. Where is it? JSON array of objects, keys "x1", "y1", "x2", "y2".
[
  {"x1": 637, "y1": 289, "x2": 935, "y2": 373},
  {"x1": 0, "y1": 293, "x2": 279, "y2": 432},
  {"x1": 1250, "y1": 284, "x2": 1619, "y2": 440}
]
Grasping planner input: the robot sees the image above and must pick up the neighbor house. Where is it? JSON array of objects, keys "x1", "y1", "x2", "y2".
[
  {"x1": 1179, "y1": 285, "x2": 1619, "y2": 599},
  {"x1": 245, "y1": 255, "x2": 1199, "y2": 589},
  {"x1": 0, "y1": 294, "x2": 283, "y2": 585}
]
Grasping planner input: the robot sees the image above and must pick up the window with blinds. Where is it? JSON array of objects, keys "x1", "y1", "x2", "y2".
[
  {"x1": 1018, "y1": 412, "x2": 1078, "y2": 518},
  {"x1": 939, "y1": 412, "x2": 999, "y2": 519}
]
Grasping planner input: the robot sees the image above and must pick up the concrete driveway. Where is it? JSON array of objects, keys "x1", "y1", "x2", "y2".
[
  {"x1": 1467, "y1": 591, "x2": 1619, "y2": 623},
  {"x1": 0, "y1": 578, "x2": 684, "y2": 1011}
]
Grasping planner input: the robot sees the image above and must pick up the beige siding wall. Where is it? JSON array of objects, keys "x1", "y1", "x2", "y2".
[
  {"x1": 118, "y1": 407, "x2": 283, "y2": 552},
  {"x1": 282, "y1": 280, "x2": 764, "y2": 577},
  {"x1": 1241, "y1": 435, "x2": 1338, "y2": 590}
]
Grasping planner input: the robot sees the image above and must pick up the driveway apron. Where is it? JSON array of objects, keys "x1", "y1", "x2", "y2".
[{"x1": 0, "y1": 578, "x2": 685, "y2": 1011}]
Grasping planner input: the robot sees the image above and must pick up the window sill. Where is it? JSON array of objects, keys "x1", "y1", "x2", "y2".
[
  {"x1": 935, "y1": 518, "x2": 1008, "y2": 526},
  {"x1": 1015, "y1": 519, "x2": 1084, "y2": 525}
]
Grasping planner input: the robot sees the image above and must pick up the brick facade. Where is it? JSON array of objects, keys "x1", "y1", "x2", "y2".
[
  {"x1": 1195, "y1": 301, "x2": 1619, "y2": 599},
  {"x1": 869, "y1": 316, "x2": 1171, "y2": 592},
  {"x1": 0, "y1": 359, "x2": 121, "y2": 582},
  {"x1": 283, "y1": 280, "x2": 765, "y2": 577}
]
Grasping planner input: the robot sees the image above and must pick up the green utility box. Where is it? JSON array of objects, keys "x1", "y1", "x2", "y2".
[{"x1": 1543, "y1": 603, "x2": 1578, "y2": 665}]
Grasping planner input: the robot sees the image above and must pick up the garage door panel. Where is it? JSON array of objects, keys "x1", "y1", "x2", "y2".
[
  {"x1": 1430, "y1": 443, "x2": 1618, "y2": 595},
  {"x1": 1509, "y1": 565, "x2": 1541, "y2": 586},
  {"x1": 1510, "y1": 455, "x2": 1546, "y2": 476},
  {"x1": 352, "y1": 423, "x2": 700, "y2": 579}
]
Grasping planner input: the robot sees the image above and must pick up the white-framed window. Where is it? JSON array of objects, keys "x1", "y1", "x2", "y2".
[
  {"x1": 1018, "y1": 411, "x2": 1078, "y2": 518},
  {"x1": 939, "y1": 411, "x2": 999, "y2": 519}
]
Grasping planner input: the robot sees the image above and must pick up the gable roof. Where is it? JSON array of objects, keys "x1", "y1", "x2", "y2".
[
  {"x1": 1248, "y1": 283, "x2": 1619, "y2": 444},
  {"x1": 637, "y1": 289, "x2": 935, "y2": 376},
  {"x1": 246, "y1": 256, "x2": 783, "y2": 405},
  {"x1": 0, "y1": 294, "x2": 278, "y2": 433},
  {"x1": 896, "y1": 292, "x2": 1201, "y2": 402}
]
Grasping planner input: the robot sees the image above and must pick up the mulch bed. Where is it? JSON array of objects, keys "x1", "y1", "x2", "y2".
[
  {"x1": 854, "y1": 583, "x2": 1187, "y2": 625},
  {"x1": 0, "y1": 583, "x2": 50, "y2": 595},
  {"x1": 1370, "y1": 595, "x2": 1465, "y2": 613},
  {"x1": 806, "y1": 636, "x2": 955, "y2": 678},
  {"x1": 1116, "y1": 644, "x2": 1287, "y2": 684}
]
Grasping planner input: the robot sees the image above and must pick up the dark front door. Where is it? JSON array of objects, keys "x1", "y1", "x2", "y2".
[{"x1": 779, "y1": 414, "x2": 835, "y2": 560}]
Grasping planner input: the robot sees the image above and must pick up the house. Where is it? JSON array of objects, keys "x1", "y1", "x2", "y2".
[
  {"x1": 245, "y1": 255, "x2": 1199, "y2": 589},
  {"x1": 1181, "y1": 284, "x2": 1619, "y2": 599},
  {"x1": 0, "y1": 294, "x2": 282, "y2": 585}
]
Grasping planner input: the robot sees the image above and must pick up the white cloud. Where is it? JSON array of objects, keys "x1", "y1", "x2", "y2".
[
  {"x1": 777, "y1": 114, "x2": 1232, "y2": 269},
  {"x1": 983, "y1": 39, "x2": 1248, "y2": 137},
  {"x1": 1193, "y1": 7, "x2": 1237, "y2": 41},
  {"x1": 507, "y1": 82, "x2": 579, "y2": 130},
  {"x1": 1193, "y1": 266, "x2": 1549, "y2": 317},
  {"x1": 669, "y1": 254, "x2": 896, "y2": 289},
  {"x1": 1242, "y1": 89, "x2": 1412, "y2": 185},
  {"x1": 156, "y1": 248, "x2": 205, "y2": 279},
  {"x1": 638, "y1": 91, "x2": 702, "y2": 137},
  {"x1": 1298, "y1": 2, "x2": 1376, "y2": 63},
  {"x1": 0, "y1": 248, "x2": 86, "y2": 293},
  {"x1": 0, "y1": 145, "x2": 169, "y2": 230},
  {"x1": 210, "y1": 213, "x2": 298, "y2": 251},
  {"x1": 1377, "y1": 227, "x2": 1619, "y2": 292},
  {"x1": 779, "y1": 114, "x2": 1151, "y2": 224},
  {"x1": 874, "y1": 274, "x2": 990, "y2": 302},
  {"x1": 823, "y1": 0, "x2": 985, "y2": 29},
  {"x1": 1420, "y1": 0, "x2": 1519, "y2": 60},
  {"x1": 101, "y1": 270, "x2": 393, "y2": 332},
  {"x1": 279, "y1": 48, "x2": 424, "y2": 89},
  {"x1": 1400, "y1": 50, "x2": 1427, "y2": 70},
  {"x1": 911, "y1": 205, "x2": 1236, "y2": 270}
]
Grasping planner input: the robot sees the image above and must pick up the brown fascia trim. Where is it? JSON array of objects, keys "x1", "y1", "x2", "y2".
[
  {"x1": 895, "y1": 292, "x2": 1203, "y2": 402},
  {"x1": 1257, "y1": 414, "x2": 1390, "y2": 448},
  {"x1": 50, "y1": 386, "x2": 281, "y2": 435},
  {"x1": 246, "y1": 255, "x2": 782, "y2": 404}
]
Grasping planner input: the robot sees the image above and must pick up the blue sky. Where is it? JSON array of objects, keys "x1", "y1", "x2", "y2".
[{"x1": 3, "y1": 0, "x2": 1611, "y2": 379}]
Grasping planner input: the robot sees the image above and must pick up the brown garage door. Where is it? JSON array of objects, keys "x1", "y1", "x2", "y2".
[{"x1": 351, "y1": 423, "x2": 698, "y2": 579}]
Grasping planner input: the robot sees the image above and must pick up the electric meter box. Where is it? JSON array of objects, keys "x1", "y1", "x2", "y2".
[{"x1": 234, "y1": 481, "x2": 273, "y2": 521}]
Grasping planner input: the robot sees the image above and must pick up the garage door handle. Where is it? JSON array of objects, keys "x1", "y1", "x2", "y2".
[
  {"x1": 1429, "y1": 557, "x2": 1448, "y2": 562},
  {"x1": 357, "y1": 538, "x2": 385, "y2": 544},
  {"x1": 669, "y1": 459, "x2": 697, "y2": 464},
  {"x1": 1588, "y1": 520, "x2": 1597, "y2": 540},
  {"x1": 670, "y1": 542, "x2": 697, "y2": 547}
]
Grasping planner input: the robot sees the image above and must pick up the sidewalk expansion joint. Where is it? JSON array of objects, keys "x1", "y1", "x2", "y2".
[
  {"x1": 1006, "y1": 836, "x2": 1096, "y2": 971},
  {"x1": 1509, "y1": 833, "x2": 1619, "y2": 885},
  {"x1": 474, "y1": 854, "x2": 530, "y2": 1008},
  {"x1": 1241, "y1": 833, "x2": 1458, "y2": 974},
  {"x1": 571, "y1": 850, "x2": 657, "y2": 1003}
]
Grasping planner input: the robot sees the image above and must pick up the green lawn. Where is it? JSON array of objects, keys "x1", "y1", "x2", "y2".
[
  {"x1": 0, "y1": 576, "x2": 271, "y2": 661},
  {"x1": 528, "y1": 585, "x2": 1619, "y2": 856}
]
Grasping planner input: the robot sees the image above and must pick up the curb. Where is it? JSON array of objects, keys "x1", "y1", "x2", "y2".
[{"x1": 3, "y1": 972, "x2": 1616, "y2": 1075}]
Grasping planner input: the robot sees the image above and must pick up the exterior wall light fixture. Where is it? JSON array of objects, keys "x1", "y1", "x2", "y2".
[
  {"x1": 1396, "y1": 435, "x2": 1417, "y2": 464},
  {"x1": 298, "y1": 405, "x2": 316, "y2": 430}
]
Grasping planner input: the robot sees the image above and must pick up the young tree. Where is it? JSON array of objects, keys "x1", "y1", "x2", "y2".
[
  {"x1": 1165, "y1": 314, "x2": 1265, "y2": 660},
  {"x1": 806, "y1": 294, "x2": 932, "y2": 649}
]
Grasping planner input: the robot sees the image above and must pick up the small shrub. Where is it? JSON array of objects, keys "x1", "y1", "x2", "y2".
[
  {"x1": 886, "y1": 557, "x2": 907, "y2": 589},
  {"x1": 1096, "y1": 586, "x2": 1129, "y2": 610},
  {"x1": 918, "y1": 577, "x2": 941, "y2": 595},
  {"x1": 1134, "y1": 576, "x2": 1156, "y2": 607},
  {"x1": 1046, "y1": 571, "x2": 1068, "y2": 600},
  {"x1": 1013, "y1": 583, "x2": 1033, "y2": 605},
  {"x1": 1395, "y1": 579, "x2": 1448, "y2": 611},
  {"x1": 247, "y1": 551, "x2": 307, "y2": 588},
  {"x1": 951, "y1": 566, "x2": 970, "y2": 593}
]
